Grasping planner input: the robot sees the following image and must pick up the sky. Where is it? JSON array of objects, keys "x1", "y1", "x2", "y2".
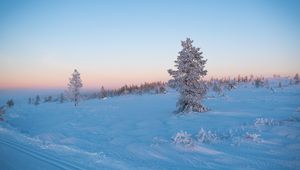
[{"x1": 0, "y1": 0, "x2": 299, "y2": 89}]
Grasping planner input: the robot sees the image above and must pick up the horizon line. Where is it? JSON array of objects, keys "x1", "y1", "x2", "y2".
[{"x1": 0, "y1": 73, "x2": 297, "y2": 90}]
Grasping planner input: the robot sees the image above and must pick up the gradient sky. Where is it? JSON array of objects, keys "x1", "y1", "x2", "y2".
[{"x1": 0, "y1": 0, "x2": 300, "y2": 89}]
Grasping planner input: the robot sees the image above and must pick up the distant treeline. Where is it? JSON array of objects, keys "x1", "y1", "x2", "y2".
[
  {"x1": 28, "y1": 81, "x2": 167, "y2": 105},
  {"x1": 26, "y1": 73, "x2": 299, "y2": 106}
]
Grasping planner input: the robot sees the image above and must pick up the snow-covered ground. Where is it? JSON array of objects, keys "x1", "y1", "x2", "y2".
[{"x1": 0, "y1": 80, "x2": 300, "y2": 170}]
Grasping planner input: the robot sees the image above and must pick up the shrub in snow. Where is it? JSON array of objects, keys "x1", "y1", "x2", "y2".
[
  {"x1": 255, "y1": 118, "x2": 280, "y2": 126},
  {"x1": 44, "y1": 96, "x2": 52, "y2": 103},
  {"x1": 254, "y1": 78, "x2": 264, "y2": 88},
  {"x1": 168, "y1": 38, "x2": 208, "y2": 113},
  {"x1": 68, "y1": 69, "x2": 83, "y2": 106},
  {"x1": 196, "y1": 128, "x2": 218, "y2": 144},
  {"x1": 172, "y1": 131, "x2": 194, "y2": 147},
  {"x1": 226, "y1": 81, "x2": 236, "y2": 91},
  {"x1": 245, "y1": 132, "x2": 261, "y2": 143},
  {"x1": 155, "y1": 86, "x2": 166, "y2": 94},
  {"x1": 6, "y1": 99, "x2": 14, "y2": 108}
]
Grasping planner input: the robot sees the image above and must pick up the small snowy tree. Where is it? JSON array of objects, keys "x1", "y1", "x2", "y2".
[
  {"x1": 59, "y1": 93, "x2": 65, "y2": 103},
  {"x1": 99, "y1": 86, "x2": 107, "y2": 99},
  {"x1": 294, "y1": 73, "x2": 299, "y2": 85},
  {"x1": 254, "y1": 78, "x2": 264, "y2": 88},
  {"x1": 28, "y1": 97, "x2": 32, "y2": 104},
  {"x1": 212, "y1": 81, "x2": 223, "y2": 96},
  {"x1": 34, "y1": 95, "x2": 40, "y2": 105},
  {"x1": 168, "y1": 38, "x2": 208, "y2": 113},
  {"x1": 0, "y1": 106, "x2": 5, "y2": 121},
  {"x1": 68, "y1": 69, "x2": 83, "y2": 106},
  {"x1": 278, "y1": 82, "x2": 282, "y2": 88},
  {"x1": 6, "y1": 99, "x2": 14, "y2": 108}
]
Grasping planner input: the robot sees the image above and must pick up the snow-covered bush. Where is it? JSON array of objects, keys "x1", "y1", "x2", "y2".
[
  {"x1": 226, "y1": 81, "x2": 236, "y2": 90},
  {"x1": 172, "y1": 131, "x2": 194, "y2": 147},
  {"x1": 6, "y1": 99, "x2": 14, "y2": 108},
  {"x1": 43, "y1": 96, "x2": 52, "y2": 103},
  {"x1": 196, "y1": 128, "x2": 218, "y2": 144},
  {"x1": 254, "y1": 78, "x2": 264, "y2": 88},
  {"x1": 245, "y1": 132, "x2": 261, "y2": 143},
  {"x1": 254, "y1": 118, "x2": 280, "y2": 126}
]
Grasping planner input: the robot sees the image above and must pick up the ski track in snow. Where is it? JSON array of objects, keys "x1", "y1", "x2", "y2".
[{"x1": 0, "y1": 138, "x2": 85, "y2": 170}]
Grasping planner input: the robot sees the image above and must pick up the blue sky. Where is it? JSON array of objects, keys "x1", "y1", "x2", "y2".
[{"x1": 0, "y1": 0, "x2": 299, "y2": 88}]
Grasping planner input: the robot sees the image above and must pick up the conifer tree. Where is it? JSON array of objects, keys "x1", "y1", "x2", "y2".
[
  {"x1": 294, "y1": 73, "x2": 299, "y2": 84},
  {"x1": 168, "y1": 38, "x2": 208, "y2": 113},
  {"x1": 34, "y1": 95, "x2": 40, "y2": 105},
  {"x1": 28, "y1": 97, "x2": 32, "y2": 104},
  {"x1": 99, "y1": 86, "x2": 107, "y2": 99},
  {"x1": 68, "y1": 69, "x2": 83, "y2": 106},
  {"x1": 59, "y1": 93, "x2": 65, "y2": 103},
  {"x1": 6, "y1": 99, "x2": 14, "y2": 108}
]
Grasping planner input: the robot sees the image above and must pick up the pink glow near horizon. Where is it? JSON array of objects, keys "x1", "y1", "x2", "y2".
[{"x1": 0, "y1": 69, "x2": 297, "y2": 90}]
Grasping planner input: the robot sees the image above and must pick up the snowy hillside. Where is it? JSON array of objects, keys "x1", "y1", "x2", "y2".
[{"x1": 0, "y1": 81, "x2": 300, "y2": 170}]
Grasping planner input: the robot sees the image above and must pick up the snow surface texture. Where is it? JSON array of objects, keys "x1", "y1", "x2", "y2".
[{"x1": 0, "y1": 79, "x2": 300, "y2": 169}]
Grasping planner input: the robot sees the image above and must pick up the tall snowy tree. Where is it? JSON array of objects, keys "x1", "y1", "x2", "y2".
[
  {"x1": 168, "y1": 38, "x2": 208, "y2": 113},
  {"x1": 68, "y1": 69, "x2": 83, "y2": 106}
]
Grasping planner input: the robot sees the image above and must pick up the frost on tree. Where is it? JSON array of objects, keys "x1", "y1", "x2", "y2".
[
  {"x1": 168, "y1": 38, "x2": 208, "y2": 113},
  {"x1": 68, "y1": 69, "x2": 83, "y2": 106}
]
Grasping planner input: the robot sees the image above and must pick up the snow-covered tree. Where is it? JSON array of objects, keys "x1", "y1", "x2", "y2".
[
  {"x1": 44, "y1": 96, "x2": 52, "y2": 103},
  {"x1": 168, "y1": 38, "x2": 208, "y2": 113},
  {"x1": 34, "y1": 95, "x2": 40, "y2": 105},
  {"x1": 99, "y1": 86, "x2": 107, "y2": 99},
  {"x1": 254, "y1": 78, "x2": 264, "y2": 88},
  {"x1": 28, "y1": 97, "x2": 32, "y2": 104},
  {"x1": 6, "y1": 99, "x2": 14, "y2": 108},
  {"x1": 278, "y1": 82, "x2": 282, "y2": 88},
  {"x1": 68, "y1": 69, "x2": 83, "y2": 106},
  {"x1": 294, "y1": 73, "x2": 299, "y2": 85},
  {"x1": 0, "y1": 106, "x2": 5, "y2": 121},
  {"x1": 59, "y1": 93, "x2": 65, "y2": 103},
  {"x1": 212, "y1": 81, "x2": 223, "y2": 96}
]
